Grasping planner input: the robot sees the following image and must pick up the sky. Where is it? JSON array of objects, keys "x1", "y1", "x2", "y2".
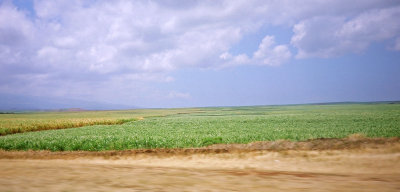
[{"x1": 0, "y1": 0, "x2": 400, "y2": 109}]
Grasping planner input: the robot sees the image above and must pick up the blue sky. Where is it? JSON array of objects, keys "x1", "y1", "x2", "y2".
[{"x1": 0, "y1": 0, "x2": 400, "y2": 109}]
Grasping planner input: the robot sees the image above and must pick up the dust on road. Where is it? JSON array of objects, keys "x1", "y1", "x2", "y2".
[{"x1": 1, "y1": 137, "x2": 400, "y2": 192}]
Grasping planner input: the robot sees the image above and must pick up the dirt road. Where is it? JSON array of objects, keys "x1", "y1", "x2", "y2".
[{"x1": 1, "y1": 138, "x2": 400, "y2": 191}]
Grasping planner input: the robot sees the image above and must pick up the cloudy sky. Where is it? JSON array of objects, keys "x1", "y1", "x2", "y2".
[{"x1": 1, "y1": 0, "x2": 400, "y2": 109}]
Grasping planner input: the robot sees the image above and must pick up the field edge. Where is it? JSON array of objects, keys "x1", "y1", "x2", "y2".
[{"x1": 0, "y1": 136, "x2": 398, "y2": 159}]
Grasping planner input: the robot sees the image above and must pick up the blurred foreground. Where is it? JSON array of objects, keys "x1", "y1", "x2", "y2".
[{"x1": 1, "y1": 138, "x2": 399, "y2": 192}]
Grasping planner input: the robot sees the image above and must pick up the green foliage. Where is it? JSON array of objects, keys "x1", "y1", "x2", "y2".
[{"x1": 0, "y1": 104, "x2": 399, "y2": 151}]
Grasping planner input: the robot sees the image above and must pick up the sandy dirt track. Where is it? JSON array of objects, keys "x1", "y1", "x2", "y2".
[{"x1": 1, "y1": 137, "x2": 400, "y2": 192}]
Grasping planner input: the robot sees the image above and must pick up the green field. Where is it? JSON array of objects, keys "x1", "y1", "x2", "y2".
[
  {"x1": 0, "y1": 108, "x2": 202, "y2": 135},
  {"x1": 0, "y1": 104, "x2": 399, "y2": 151}
]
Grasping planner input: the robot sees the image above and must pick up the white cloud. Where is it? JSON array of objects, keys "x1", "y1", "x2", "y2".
[
  {"x1": 291, "y1": 6, "x2": 400, "y2": 58},
  {"x1": 220, "y1": 35, "x2": 291, "y2": 67},
  {"x1": 0, "y1": 3, "x2": 34, "y2": 45},
  {"x1": 0, "y1": 2, "x2": 35, "y2": 67},
  {"x1": 53, "y1": 36, "x2": 78, "y2": 48},
  {"x1": 2, "y1": 0, "x2": 399, "y2": 75},
  {"x1": 253, "y1": 36, "x2": 291, "y2": 66},
  {"x1": 1, "y1": 0, "x2": 400, "y2": 105}
]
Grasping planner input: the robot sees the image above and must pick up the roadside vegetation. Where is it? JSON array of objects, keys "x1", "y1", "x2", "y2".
[{"x1": 0, "y1": 103, "x2": 399, "y2": 151}]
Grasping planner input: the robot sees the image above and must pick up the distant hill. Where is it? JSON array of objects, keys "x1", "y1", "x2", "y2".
[
  {"x1": 306, "y1": 101, "x2": 400, "y2": 105},
  {"x1": 60, "y1": 108, "x2": 88, "y2": 112}
]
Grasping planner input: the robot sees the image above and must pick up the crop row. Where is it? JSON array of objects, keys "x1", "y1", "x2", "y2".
[
  {"x1": 0, "y1": 108, "x2": 204, "y2": 135},
  {"x1": 0, "y1": 118, "x2": 135, "y2": 136}
]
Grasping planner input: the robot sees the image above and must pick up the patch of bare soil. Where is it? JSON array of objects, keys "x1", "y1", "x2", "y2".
[{"x1": 1, "y1": 137, "x2": 400, "y2": 192}]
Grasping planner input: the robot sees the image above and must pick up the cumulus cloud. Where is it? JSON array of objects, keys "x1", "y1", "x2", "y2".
[
  {"x1": 220, "y1": 35, "x2": 291, "y2": 66},
  {"x1": 0, "y1": 2, "x2": 35, "y2": 68},
  {"x1": 253, "y1": 36, "x2": 291, "y2": 66},
  {"x1": 291, "y1": 6, "x2": 400, "y2": 58},
  {"x1": 1, "y1": 0, "x2": 399, "y2": 105}
]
